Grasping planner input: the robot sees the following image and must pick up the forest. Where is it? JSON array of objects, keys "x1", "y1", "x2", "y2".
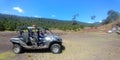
[{"x1": 0, "y1": 13, "x2": 91, "y2": 31}]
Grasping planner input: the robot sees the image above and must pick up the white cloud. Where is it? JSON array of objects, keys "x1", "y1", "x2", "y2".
[
  {"x1": 13, "y1": 7, "x2": 23, "y2": 13},
  {"x1": 34, "y1": 15, "x2": 42, "y2": 18},
  {"x1": 51, "y1": 14, "x2": 56, "y2": 17},
  {"x1": 88, "y1": 21, "x2": 94, "y2": 23},
  {"x1": 34, "y1": 16, "x2": 38, "y2": 17},
  {"x1": 99, "y1": 20, "x2": 102, "y2": 23}
]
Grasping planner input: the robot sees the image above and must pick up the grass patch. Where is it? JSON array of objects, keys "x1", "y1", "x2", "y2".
[{"x1": 0, "y1": 52, "x2": 15, "y2": 60}]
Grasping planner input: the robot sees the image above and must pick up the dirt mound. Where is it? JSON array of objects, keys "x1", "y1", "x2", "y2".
[
  {"x1": 82, "y1": 19, "x2": 120, "y2": 32},
  {"x1": 82, "y1": 27, "x2": 100, "y2": 32},
  {"x1": 98, "y1": 19, "x2": 120, "y2": 32}
]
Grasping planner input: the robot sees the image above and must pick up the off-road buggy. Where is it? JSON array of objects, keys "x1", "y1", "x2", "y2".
[{"x1": 10, "y1": 26, "x2": 64, "y2": 54}]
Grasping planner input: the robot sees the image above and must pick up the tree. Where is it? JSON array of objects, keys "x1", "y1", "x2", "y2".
[
  {"x1": 102, "y1": 10, "x2": 120, "y2": 25},
  {"x1": 0, "y1": 22, "x2": 5, "y2": 31},
  {"x1": 91, "y1": 15, "x2": 96, "y2": 20},
  {"x1": 90, "y1": 15, "x2": 97, "y2": 27},
  {"x1": 72, "y1": 13, "x2": 79, "y2": 25}
]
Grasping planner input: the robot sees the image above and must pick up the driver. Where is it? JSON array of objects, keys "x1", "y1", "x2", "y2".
[
  {"x1": 37, "y1": 27, "x2": 47, "y2": 38},
  {"x1": 37, "y1": 28, "x2": 46, "y2": 46},
  {"x1": 38, "y1": 31, "x2": 44, "y2": 38},
  {"x1": 28, "y1": 25, "x2": 38, "y2": 47}
]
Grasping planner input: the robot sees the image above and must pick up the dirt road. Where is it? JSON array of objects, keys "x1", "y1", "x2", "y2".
[
  {"x1": 0, "y1": 31, "x2": 16, "y2": 53},
  {"x1": 0, "y1": 31, "x2": 120, "y2": 60}
]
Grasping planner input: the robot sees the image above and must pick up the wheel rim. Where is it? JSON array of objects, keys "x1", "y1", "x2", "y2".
[
  {"x1": 13, "y1": 45, "x2": 20, "y2": 53},
  {"x1": 52, "y1": 46, "x2": 59, "y2": 53}
]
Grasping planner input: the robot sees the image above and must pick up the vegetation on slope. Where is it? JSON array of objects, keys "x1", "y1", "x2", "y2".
[{"x1": 0, "y1": 13, "x2": 91, "y2": 31}]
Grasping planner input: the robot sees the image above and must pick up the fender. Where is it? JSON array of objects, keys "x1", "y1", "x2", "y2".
[
  {"x1": 49, "y1": 41, "x2": 62, "y2": 47},
  {"x1": 10, "y1": 38, "x2": 21, "y2": 44},
  {"x1": 10, "y1": 37, "x2": 27, "y2": 47}
]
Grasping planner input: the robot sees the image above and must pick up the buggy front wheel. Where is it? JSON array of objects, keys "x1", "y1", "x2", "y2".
[
  {"x1": 50, "y1": 44, "x2": 62, "y2": 54},
  {"x1": 12, "y1": 44, "x2": 23, "y2": 54}
]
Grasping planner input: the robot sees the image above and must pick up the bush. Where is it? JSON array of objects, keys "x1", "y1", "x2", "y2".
[{"x1": 0, "y1": 23, "x2": 5, "y2": 31}]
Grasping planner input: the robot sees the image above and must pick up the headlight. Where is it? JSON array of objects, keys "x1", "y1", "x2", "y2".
[
  {"x1": 45, "y1": 37, "x2": 51, "y2": 40},
  {"x1": 51, "y1": 37, "x2": 56, "y2": 40},
  {"x1": 45, "y1": 37, "x2": 55, "y2": 41}
]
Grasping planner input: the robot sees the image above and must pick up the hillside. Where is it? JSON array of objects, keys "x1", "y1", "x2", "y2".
[
  {"x1": 97, "y1": 10, "x2": 120, "y2": 32},
  {"x1": 98, "y1": 18, "x2": 120, "y2": 32},
  {"x1": 82, "y1": 10, "x2": 120, "y2": 32},
  {"x1": 0, "y1": 13, "x2": 91, "y2": 31}
]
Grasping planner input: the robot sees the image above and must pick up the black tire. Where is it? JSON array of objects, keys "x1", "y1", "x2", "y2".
[
  {"x1": 50, "y1": 44, "x2": 62, "y2": 54},
  {"x1": 12, "y1": 44, "x2": 22, "y2": 54},
  {"x1": 116, "y1": 32, "x2": 120, "y2": 35},
  {"x1": 61, "y1": 45, "x2": 65, "y2": 50}
]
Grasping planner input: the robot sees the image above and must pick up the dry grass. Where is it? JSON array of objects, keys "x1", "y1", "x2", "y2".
[
  {"x1": 24, "y1": 32, "x2": 120, "y2": 60},
  {"x1": 0, "y1": 51, "x2": 15, "y2": 60}
]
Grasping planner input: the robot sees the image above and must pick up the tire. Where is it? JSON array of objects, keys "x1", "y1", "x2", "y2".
[
  {"x1": 116, "y1": 32, "x2": 120, "y2": 35},
  {"x1": 61, "y1": 45, "x2": 65, "y2": 50},
  {"x1": 12, "y1": 44, "x2": 22, "y2": 54},
  {"x1": 50, "y1": 44, "x2": 62, "y2": 54}
]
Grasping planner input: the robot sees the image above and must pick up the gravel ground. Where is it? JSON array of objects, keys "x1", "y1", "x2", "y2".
[{"x1": 0, "y1": 31, "x2": 120, "y2": 60}]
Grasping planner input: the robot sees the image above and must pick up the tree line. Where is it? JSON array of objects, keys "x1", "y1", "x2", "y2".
[{"x1": 0, "y1": 13, "x2": 90, "y2": 31}]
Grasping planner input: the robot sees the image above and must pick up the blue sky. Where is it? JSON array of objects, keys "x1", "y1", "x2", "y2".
[{"x1": 0, "y1": 0, "x2": 120, "y2": 23}]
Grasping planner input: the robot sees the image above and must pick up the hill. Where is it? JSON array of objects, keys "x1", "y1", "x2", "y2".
[
  {"x1": 0, "y1": 13, "x2": 91, "y2": 31},
  {"x1": 82, "y1": 10, "x2": 120, "y2": 32},
  {"x1": 98, "y1": 10, "x2": 120, "y2": 32},
  {"x1": 98, "y1": 18, "x2": 120, "y2": 32}
]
